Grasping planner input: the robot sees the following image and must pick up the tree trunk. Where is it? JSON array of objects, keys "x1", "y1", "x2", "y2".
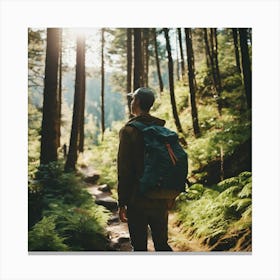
[
  {"x1": 239, "y1": 28, "x2": 252, "y2": 109},
  {"x1": 57, "y1": 28, "x2": 63, "y2": 149},
  {"x1": 126, "y1": 28, "x2": 133, "y2": 117},
  {"x1": 212, "y1": 28, "x2": 222, "y2": 91},
  {"x1": 232, "y1": 28, "x2": 241, "y2": 74},
  {"x1": 133, "y1": 28, "x2": 142, "y2": 90},
  {"x1": 78, "y1": 35, "x2": 86, "y2": 152},
  {"x1": 163, "y1": 28, "x2": 183, "y2": 133},
  {"x1": 153, "y1": 28, "x2": 164, "y2": 93},
  {"x1": 177, "y1": 28, "x2": 185, "y2": 78},
  {"x1": 203, "y1": 28, "x2": 222, "y2": 115},
  {"x1": 65, "y1": 35, "x2": 85, "y2": 171},
  {"x1": 142, "y1": 28, "x2": 150, "y2": 87},
  {"x1": 175, "y1": 31, "x2": 180, "y2": 81},
  {"x1": 40, "y1": 28, "x2": 60, "y2": 165},
  {"x1": 101, "y1": 28, "x2": 105, "y2": 140},
  {"x1": 185, "y1": 28, "x2": 200, "y2": 137}
]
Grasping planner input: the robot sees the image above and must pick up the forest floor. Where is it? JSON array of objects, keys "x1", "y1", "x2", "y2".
[{"x1": 80, "y1": 163, "x2": 208, "y2": 252}]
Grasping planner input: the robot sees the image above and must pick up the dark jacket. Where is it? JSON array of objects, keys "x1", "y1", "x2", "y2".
[{"x1": 117, "y1": 114, "x2": 170, "y2": 209}]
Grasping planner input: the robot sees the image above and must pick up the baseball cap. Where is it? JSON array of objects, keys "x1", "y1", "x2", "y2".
[{"x1": 127, "y1": 87, "x2": 155, "y2": 109}]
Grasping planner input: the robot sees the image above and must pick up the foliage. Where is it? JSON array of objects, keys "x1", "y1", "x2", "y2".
[
  {"x1": 28, "y1": 162, "x2": 109, "y2": 251},
  {"x1": 175, "y1": 172, "x2": 252, "y2": 248},
  {"x1": 28, "y1": 216, "x2": 69, "y2": 251}
]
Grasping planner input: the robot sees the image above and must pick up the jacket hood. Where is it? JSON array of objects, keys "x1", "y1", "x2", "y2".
[{"x1": 127, "y1": 114, "x2": 166, "y2": 127}]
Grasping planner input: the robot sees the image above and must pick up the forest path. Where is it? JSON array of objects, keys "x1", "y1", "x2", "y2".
[
  {"x1": 79, "y1": 162, "x2": 207, "y2": 252},
  {"x1": 80, "y1": 163, "x2": 154, "y2": 251}
]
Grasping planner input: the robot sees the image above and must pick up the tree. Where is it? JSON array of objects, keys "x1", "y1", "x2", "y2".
[
  {"x1": 142, "y1": 28, "x2": 150, "y2": 87},
  {"x1": 57, "y1": 28, "x2": 63, "y2": 148},
  {"x1": 185, "y1": 28, "x2": 200, "y2": 137},
  {"x1": 126, "y1": 28, "x2": 133, "y2": 117},
  {"x1": 153, "y1": 28, "x2": 164, "y2": 93},
  {"x1": 133, "y1": 28, "x2": 143, "y2": 90},
  {"x1": 163, "y1": 28, "x2": 183, "y2": 133},
  {"x1": 203, "y1": 28, "x2": 222, "y2": 115},
  {"x1": 40, "y1": 28, "x2": 60, "y2": 165},
  {"x1": 211, "y1": 28, "x2": 222, "y2": 92},
  {"x1": 239, "y1": 28, "x2": 252, "y2": 109},
  {"x1": 101, "y1": 28, "x2": 105, "y2": 140},
  {"x1": 65, "y1": 34, "x2": 86, "y2": 171},
  {"x1": 78, "y1": 35, "x2": 86, "y2": 153},
  {"x1": 177, "y1": 28, "x2": 185, "y2": 78},
  {"x1": 232, "y1": 28, "x2": 241, "y2": 74}
]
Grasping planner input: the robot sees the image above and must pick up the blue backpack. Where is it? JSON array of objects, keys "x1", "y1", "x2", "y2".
[{"x1": 128, "y1": 121, "x2": 188, "y2": 199}]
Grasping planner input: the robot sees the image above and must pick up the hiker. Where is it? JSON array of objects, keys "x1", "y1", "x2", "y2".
[{"x1": 117, "y1": 87, "x2": 173, "y2": 251}]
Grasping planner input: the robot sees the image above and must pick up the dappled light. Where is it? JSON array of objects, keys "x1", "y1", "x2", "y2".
[{"x1": 28, "y1": 27, "x2": 251, "y2": 252}]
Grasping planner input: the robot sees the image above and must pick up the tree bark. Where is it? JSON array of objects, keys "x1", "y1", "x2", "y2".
[
  {"x1": 65, "y1": 35, "x2": 85, "y2": 171},
  {"x1": 185, "y1": 28, "x2": 200, "y2": 137},
  {"x1": 101, "y1": 28, "x2": 105, "y2": 140},
  {"x1": 40, "y1": 28, "x2": 60, "y2": 165},
  {"x1": 212, "y1": 28, "x2": 222, "y2": 91},
  {"x1": 142, "y1": 28, "x2": 150, "y2": 87},
  {"x1": 57, "y1": 28, "x2": 63, "y2": 149},
  {"x1": 153, "y1": 28, "x2": 164, "y2": 93},
  {"x1": 163, "y1": 28, "x2": 183, "y2": 133},
  {"x1": 232, "y1": 28, "x2": 241, "y2": 74},
  {"x1": 126, "y1": 28, "x2": 133, "y2": 117},
  {"x1": 239, "y1": 28, "x2": 252, "y2": 109},
  {"x1": 78, "y1": 35, "x2": 86, "y2": 152},
  {"x1": 133, "y1": 28, "x2": 142, "y2": 90},
  {"x1": 203, "y1": 28, "x2": 222, "y2": 115},
  {"x1": 177, "y1": 28, "x2": 185, "y2": 78},
  {"x1": 175, "y1": 31, "x2": 180, "y2": 81}
]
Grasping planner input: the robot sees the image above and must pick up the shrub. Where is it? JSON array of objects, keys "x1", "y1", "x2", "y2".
[{"x1": 28, "y1": 216, "x2": 68, "y2": 251}]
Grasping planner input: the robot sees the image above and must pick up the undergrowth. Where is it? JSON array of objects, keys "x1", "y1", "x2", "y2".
[
  {"x1": 175, "y1": 171, "x2": 252, "y2": 250},
  {"x1": 28, "y1": 162, "x2": 110, "y2": 251}
]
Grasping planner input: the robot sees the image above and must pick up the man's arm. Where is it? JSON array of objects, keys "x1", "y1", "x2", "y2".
[{"x1": 117, "y1": 126, "x2": 134, "y2": 209}]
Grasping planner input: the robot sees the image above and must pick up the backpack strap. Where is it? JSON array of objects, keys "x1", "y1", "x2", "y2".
[{"x1": 127, "y1": 121, "x2": 148, "y2": 131}]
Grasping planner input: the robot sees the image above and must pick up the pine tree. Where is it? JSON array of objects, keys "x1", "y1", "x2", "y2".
[
  {"x1": 65, "y1": 34, "x2": 86, "y2": 171},
  {"x1": 40, "y1": 28, "x2": 60, "y2": 165},
  {"x1": 239, "y1": 28, "x2": 252, "y2": 109},
  {"x1": 185, "y1": 28, "x2": 200, "y2": 137},
  {"x1": 163, "y1": 28, "x2": 183, "y2": 133}
]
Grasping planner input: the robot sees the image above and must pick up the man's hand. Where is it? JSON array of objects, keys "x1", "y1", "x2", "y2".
[{"x1": 119, "y1": 206, "x2": 128, "y2": 223}]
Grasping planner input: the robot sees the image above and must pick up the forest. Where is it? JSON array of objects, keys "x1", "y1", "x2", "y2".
[{"x1": 28, "y1": 27, "x2": 252, "y2": 252}]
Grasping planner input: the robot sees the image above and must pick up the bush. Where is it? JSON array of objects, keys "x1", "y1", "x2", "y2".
[
  {"x1": 175, "y1": 173, "x2": 252, "y2": 248},
  {"x1": 28, "y1": 162, "x2": 110, "y2": 251},
  {"x1": 44, "y1": 203, "x2": 110, "y2": 251},
  {"x1": 28, "y1": 216, "x2": 68, "y2": 251}
]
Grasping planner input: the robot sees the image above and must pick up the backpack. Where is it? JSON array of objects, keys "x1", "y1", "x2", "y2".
[{"x1": 128, "y1": 121, "x2": 188, "y2": 199}]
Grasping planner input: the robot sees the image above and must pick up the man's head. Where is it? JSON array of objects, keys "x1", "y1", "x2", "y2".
[{"x1": 128, "y1": 87, "x2": 155, "y2": 116}]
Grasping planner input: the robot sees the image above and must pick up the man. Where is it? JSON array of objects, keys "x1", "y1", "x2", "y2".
[{"x1": 117, "y1": 87, "x2": 173, "y2": 251}]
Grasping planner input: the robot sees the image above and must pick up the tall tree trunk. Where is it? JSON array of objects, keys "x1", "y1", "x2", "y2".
[
  {"x1": 78, "y1": 35, "x2": 86, "y2": 152},
  {"x1": 133, "y1": 28, "x2": 142, "y2": 90},
  {"x1": 142, "y1": 28, "x2": 150, "y2": 87},
  {"x1": 232, "y1": 28, "x2": 241, "y2": 74},
  {"x1": 177, "y1": 28, "x2": 185, "y2": 78},
  {"x1": 65, "y1": 35, "x2": 85, "y2": 171},
  {"x1": 126, "y1": 28, "x2": 133, "y2": 117},
  {"x1": 239, "y1": 28, "x2": 252, "y2": 109},
  {"x1": 153, "y1": 28, "x2": 164, "y2": 93},
  {"x1": 203, "y1": 28, "x2": 222, "y2": 115},
  {"x1": 163, "y1": 28, "x2": 183, "y2": 133},
  {"x1": 57, "y1": 28, "x2": 63, "y2": 149},
  {"x1": 101, "y1": 28, "x2": 105, "y2": 140},
  {"x1": 40, "y1": 28, "x2": 59, "y2": 165},
  {"x1": 175, "y1": 31, "x2": 180, "y2": 81},
  {"x1": 212, "y1": 28, "x2": 222, "y2": 91},
  {"x1": 185, "y1": 28, "x2": 200, "y2": 137}
]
